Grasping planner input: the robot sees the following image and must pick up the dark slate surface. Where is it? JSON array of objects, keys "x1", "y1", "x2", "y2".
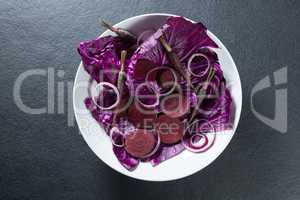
[{"x1": 0, "y1": 0, "x2": 299, "y2": 199}]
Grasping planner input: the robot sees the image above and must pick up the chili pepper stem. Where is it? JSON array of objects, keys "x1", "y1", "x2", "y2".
[
  {"x1": 100, "y1": 19, "x2": 118, "y2": 32},
  {"x1": 159, "y1": 35, "x2": 195, "y2": 91},
  {"x1": 189, "y1": 68, "x2": 215, "y2": 123},
  {"x1": 100, "y1": 19, "x2": 137, "y2": 43},
  {"x1": 112, "y1": 50, "x2": 127, "y2": 126},
  {"x1": 159, "y1": 36, "x2": 172, "y2": 52}
]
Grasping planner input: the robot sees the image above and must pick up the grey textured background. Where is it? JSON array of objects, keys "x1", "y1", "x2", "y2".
[{"x1": 0, "y1": 0, "x2": 299, "y2": 199}]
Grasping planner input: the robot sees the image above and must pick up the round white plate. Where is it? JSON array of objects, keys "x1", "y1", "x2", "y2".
[{"x1": 73, "y1": 13, "x2": 242, "y2": 181}]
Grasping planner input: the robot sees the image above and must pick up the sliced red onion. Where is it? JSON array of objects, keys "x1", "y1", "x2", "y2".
[
  {"x1": 135, "y1": 82, "x2": 160, "y2": 109},
  {"x1": 92, "y1": 82, "x2": 120, "y2": 110},
  {"x1": 145, "y1": 66, "x2": 178, "y2": 96},
  {"x1": 109, "y1": 127, "x2": 125, "y2": 147},
  {"x1": 140, "y1": 132, "x2": 161, "y2": 159},
  {"x1": 190, "y1": 134, "x2": 208, "y2": 149},
  {"x1": 187, "y1": 53, "x2": 210, "y2": 78},
  {"x1": 183, "y1": 133, "x2": 215, "y2": 153},
  {"x1": 137, "y1": 29, "x2": 156, "y2": 45},
  {"x1": 182, "y1": 119, "x2": 216, "y2": 153}
]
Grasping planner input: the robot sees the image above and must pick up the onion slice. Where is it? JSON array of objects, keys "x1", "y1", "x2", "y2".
[
  {"x1": 182, "y1": 119, "x2": 216, "y2": 153},
  {"x1": 109, "y1": 127, "x2": 125, "y2": 147},
  {"x1": 135, "y1": 82, "x2": 160, "y2": 109},
  {"x1": 190, "y1": 134, "x2": 208, "y2": 149},
  {"x1": 183, "y1": 133, "x2": 216, "y2": 153},
  {"x1": 187, "y1": 53, "x2": 211, "y2": 78},
  {"x1": 92, "y1": 81, "x2": 120, "y2": 110},
  {"x1": 145, "y1": 66, "x2": 178, "y2": 96}
]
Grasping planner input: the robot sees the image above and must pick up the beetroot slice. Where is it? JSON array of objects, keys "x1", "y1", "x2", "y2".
[
  {"x1": 154, "y1": 115, "x2": 183, "y2": 144},
  {"x1": 114, "y1": 97, "x2": 130, "y2": 122},
  {"x1": 125, "y1": 129, "x2": 156, "y2": 158},
  {"x1": 158, "y1": 69, "x2": 179, "y2": 90},
  {"x1": 133, "y1": 59, "x2": 157, "y2": 81},
  {"x1": 161, "y1": 94, "x2": 190, "y2": 118},
  {"x1": 127, "y1": 102, "x2": 157, "y2": 129}
]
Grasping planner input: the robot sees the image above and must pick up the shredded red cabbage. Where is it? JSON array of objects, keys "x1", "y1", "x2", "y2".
[
  {"x1": 113, "y1": 146, "x2": 139, "y2": 171},
  {"x1": 150, "y1": 143, "x2": 185, "y2": 166},
  {"x1": 78, "y1": 36, "x2": 133, "y2": 83},
  {"x1": 84, "y1": 97, "x2": 113, "y2": 132}
]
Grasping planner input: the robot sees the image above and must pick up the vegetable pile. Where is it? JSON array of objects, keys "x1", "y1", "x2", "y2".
[{"x1": 78, "y1": 17, "x2": 233, "y2": 171}]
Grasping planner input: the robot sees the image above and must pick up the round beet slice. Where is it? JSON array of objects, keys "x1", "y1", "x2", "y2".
[
  {"x1": 158, "y1": 69, "x2": 179, "y2": 90},
  {"x1": 125, "y1": 129, "x2": 156, "y2": 158},
  {"x1": 127, "y1": 103, "x2": 157, "y2": 129},
  {"x1": 155, "y1": 115, "x2": 183, "y2": 144},
  {"x1": 161, "y1": 94, "x2": 190, "y2": 118},
  {"x1": 133, "y1": 59, "x2": 157, "y2": 81}
]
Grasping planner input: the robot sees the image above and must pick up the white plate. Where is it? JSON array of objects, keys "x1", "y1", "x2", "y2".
[{"x1": 73, "y1": 13, "x2": 242, "y2": 181}]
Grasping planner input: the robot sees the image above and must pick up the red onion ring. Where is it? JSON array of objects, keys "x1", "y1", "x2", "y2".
[
  {"x1": 109, "y1": 127, "x2": 125, "y2": 147},
  {"x1": 189, "y1": 134, "x2": 208, "y2": 149},
  {"x1": 92, "y1": 82, "x2": 120, "y2": 110},
  {"x1": 187, "y1": 53, "x2": 211, "y2": 78},
  {"x1": 145, "y1": 66, "x2": 178, "y2": 96},
  {"x1": 193, "y1": 133, "x2": 216, "y2": 153},
  {"x1": 135, "y1": 82, "x2": 160, "y2": 109},
  {"x1": 182, "y1": 119, "x2": 216, "y2": 153},
  {"x1": 195, "y1": 77, "x2": 221, "y2": 116},
  {"x1": 137, "y1": 29, "x2": 156, "y2": 45},
  {"x1": 183, "y1": 133, "x2": 216, "y2": 153}
]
